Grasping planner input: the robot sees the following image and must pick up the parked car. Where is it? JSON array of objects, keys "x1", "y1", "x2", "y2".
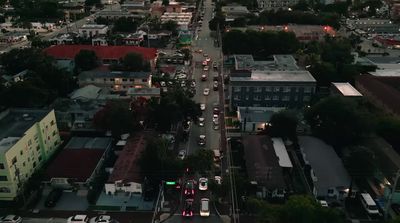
[
  {"x1": 214, "y1": 176, "x2": 222, "y2": 185},
  {"x1": 182, "y1": 199, "x2": 194, "y2": 217},
  {"x1": 200, "y1": 198, "x2": 210, "y2": 217},
  {"x1": 198, "y1": 135, "x2": 206, "y2": 146},
  {"x1": 67, "y1": 215, "x2": 89, "y2": 223},
  {"x1": 213, "y1": 124, "x2": 219, "y2": 130},
  {"x1": 213, "y1": 114, "x2": 219, "y2": 124},
  {"x1": 201, "y1": 74, "x2": 207, "y2": 81},
  {"x1": 89, "y1": 215, "x2": 117, "y2": 223},
  {"x1": 200, "y1": 103, "x2": 206, "y2": 111},
  {"x1": 199, "y1": 117, "x2": 205, "y2": 126},
  {"x1": 319, "y1": 200, "x2": 328, "y2": 207},
  {"x1": 203, "y1": 53, "x2": 208, "y2": 57},
  {"x1": 184, "y1": 180, "x2": 195, "y2": 196},
  {"x1": 213, "y1": 81, "x2": 218, "y2": 91},
  {"x1": 0, "y1": 215, "x2": 22, "y2": 223},
  {"x1": 178, "y1": 150, "x2": 186, "y2": 160},
  {"x1": 202, "y1": 60, "x2": 208, "y2": 66},
  {"x1": 203, "y1": 88, "x2": 210, "y2": 96},
  {"x1": 199, "y1": 178, "x2": 208, "y2": 191},
  {"x1": 205, "y1": 57, "x2": 211, "y2": 62},
  {"x1": 213, "y1": 107, "x2": 220, "y2": 115},
  {"x1": 45, "y1": 188, "x2": 63, "y2": 207},
  {"x1": 203, "y1": 66, "x2": 209, "y2": 71}
]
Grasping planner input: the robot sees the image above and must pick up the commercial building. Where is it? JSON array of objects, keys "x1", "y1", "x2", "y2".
[
  {"x1": 44, "y1": 137, "x2": 112, "y2": 189},
  {"x1": 78, "y1": 70, "x2": 152, "y2": 92},
  {"x1": 78, "y1": 24, "x2": 109, "y2": 38},
  {"x1": 160, "y1": 12, "x2": 192, "y2": 30},
  {"x1": 257, "y1": 0, "x2": 298, "y2": 11},
  {"x1": 229, "y1": 55, "x2": 316, "y2": 110},
  {"x1": 0, "y1": 109, "x2": 61, "y2": 201}
]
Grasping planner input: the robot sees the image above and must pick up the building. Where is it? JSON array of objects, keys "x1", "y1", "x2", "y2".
[
  {"x1": 78, "y1": 70, "x2": 152, "y2": 92},
  {"x1": 355, "y1": 74, "x2": 400, "y2": 117},
  {"x1": 229, "y1": 55, "x2": 316, "y2": 110},
  {"x1": 121, "y1": 32, "x2": 145, "y2": 46},
  {"x1": 165, "y1": 1, "x2": 182, "y2": 13},
  {"x1": 221, "y1": 4, "x2": 249, "y2": 21},
  {"x1": 242, "y1": 135, "x2": 292, "y2": 192},
  {"x1": 78, "y1": 24, "x2": 109, "y2": 38},
  {"x1": 127, "y1": 87, "x2": 161, "y2": 100},
  {"x1": 105, "y1": 134, "x2": 147, "y2": 195},
  {"x1": 257, "y1": 0, "x2": 298, "y2": 11},
  {"x1": 95, "y1": 10, "x2": 134, "y2": 20},
  {"x1": 2, "y1": 70, "x2": 27, "y2": 87},
  {"x1": 330, "y1": 82, "x2": 363, "y2": 97},
  {"x1": 49, "y1": 33, "x2": 77, "y2": 45},
  {"x1": 0, "y1": 109, "x2": 61, "y2": 201},
  {"x1": 346, "y1": 19, "x2": 400, "y2": 35},
  {"x1": 44, "y1": 45, "x2": 158, "y2": 69},
  {"x1": 320, "y1": 0, "x2": 345, "y2": 4},
  {"x1": 0, "y1": 32, "x2": 28, "y2": 44},
  {"x1": 92, "y1": 35, "x2": 108, "y2": 46},
  {"x1": 160, "y1": 12, "x2": 192, "y2": 30},
  {"x1": 237, "y1": 107, "x2": 284, "y2": 132},
  {"x1": 44, "y1": 137, "x2": 112, "y2": 189},
  {"x1": 178, "y1": 30, "x2": 192, "y2": 46},
  {"x1": 120, "y1": 0, "x2": 149, "y2": 18},
  {"x1": 299, "y1": 136, "x2": 351, "y2": 200}
]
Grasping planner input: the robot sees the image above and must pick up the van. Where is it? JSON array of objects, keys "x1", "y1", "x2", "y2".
[
  {"x1": 200, "y1": 198, "x2": 210, "y2": 217},
  {"x1": 360, "y1": 193, "x2": 379, "y2": 215}
]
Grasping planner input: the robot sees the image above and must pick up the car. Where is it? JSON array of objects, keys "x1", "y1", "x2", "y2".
[
  {"x1": 0, "y1": 215, "x2": 22, "y2": 223},
  {"x1": 198, "y1": 135, "x2": 206, "y2": 146},
  {"x1": 182, "y1": 199, "x2": 194, "y2": 217},
  {"x1": 213, "y1": 74, "x2": 219, "y2": 81},
  {"x1": 205, "y1": 57, "x2": 211, "y2": 62},
  {"x1": 160, "y1": 81, "x2": 166, "y2": 87},
  {"x1": 190, "y1": 81, "x2": 196, "y2": 88},
  {"x1": 198, "y1": 49, "x2": 203, "y2": 53},
  {"x1": 184, "y1": 180, "x2": 195, "y2": 196},
  {"x1": 45, "y1": 188, "x2": 63, "y2": 207},
  {"x1": 198, "y1": 117, "x2": 205, "y2": 126},
  {"x1": 214, "y1": 176, "x2": 222, "y2": 185},
  {"x1": 67, "y1": 215, "x2": 89, "y2": 223},
  {"x1": 213, "y1": 107, "x2": 220, "y2": 115},
  {"x1": 200, "y1": 103, "x2": 206, "y2": 111},
  {"x1": 319, "y1": 200, "x2": 329, "y2": 207},
  {"x1": 202, "y1": 60, "x2": 208, "y2": 66},
  {"x1": 178, "y1": 150, "x2": 186, "y2": 160},
  {"x1": 213, "y1": 114, "x2": 219, "y2": 124},
  {"x1": 203, "y1": 53, "x2": 208, "y2": 57},
  {"x1": 203, "y1": 88, "x2": 210, "y2": 96},
  {"x1": 213, "y1": 124, "x2": 219, "y2": 130},
  {"x1": 201, "y1": 74, "x2": 207, "y2": 81},
  {"x1": 199, "y1": 178, "x2": 208, "y2": 191},
  {"x1": 203, "y1": 66, "x2": 209, "y2": 71},
  {"x1": 200, "y1": 198, "x2": 210, "y2": 217},
  {"x1": 213, "y1": 81, "x2": 218, "y2": 91},
  {"x1": 213, "y1": 61, "x2": 218, "y2": 68},
  {"x1": 89, "y1": 215, "x2": 116, "y2": 223}
]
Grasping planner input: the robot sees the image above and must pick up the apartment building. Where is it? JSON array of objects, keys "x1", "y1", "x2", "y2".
[
  {"x1": 78, "y1": 70, "x2": 152, "y2": 92},
  {"x1": 0, "y1": 109, "x2": 61, "y2": 201},
  {"x1": 229, "y1": 55, "x2": 316, "y2": 110},
  {"x1": 257, "y1": 0, "x2": 298, "y2": 11}
]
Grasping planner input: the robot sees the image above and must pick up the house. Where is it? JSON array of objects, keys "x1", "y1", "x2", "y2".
[
  {"x1": 105, "y1": 134, "x2": 147, "y2": 195},
  {"x1": 120, "y1": 0, "x2": 149, "y2": 18},
  {"x1": 237, "y1": 106, "x2": 284, "y2": 132},
  {"x1": 299, "y1": 136, "x2": 351, "y2": 200},
  {"x1": 221, "y1": 4, "x2": 249, "y2": 21},
  {"x1": 92, "y1": 35, "x2": 108, "y2": 46},
  {"x1": 330, "y1": 82, "x2": 363, "y2": 97},
  {"x1": 78, "y1": 24, "x2": 109, "y2": 38},
  {"x1": 160, "y1": 12, "x2": 192, "y2": 30},
  {"x1": 0, "y1": 32, "x2": 28, "y2": 43},
  {"x1": 121, "y1": 32, "x2": 145, "y2": 46},
  {"x1": 242, "y1": 135, "x2": 292, "y2": 192},
  {"x1": 0, "y1": 109, "x2": 61, "y2": 201},
  {"x1": 44, "y1": 137, "x2": 112, "y2": 189},
  {"x1": 229, "y1": 55, "x2": 316, "y2": 110},
  {"x1": 257, "y1": 0, "x2": 298, "y2": 11},
  {"x1": 95, "y1": 10, "x2": 134, "y2": 20},
  {"x1": 43, "y1": 45, "x2": 158, "y2": 70},
  {"x1": 346, "y1": 19, "x2": 400, "y2": 35},
  {"x1": 78, "y1": 70, "x2": 152, "y2": 92},
  {"x1": 49, "y1": 33, "x2": 77, "y2": 45},
  {"x1": 127, "y1": 87, "x2": 160, "y2": 100}
]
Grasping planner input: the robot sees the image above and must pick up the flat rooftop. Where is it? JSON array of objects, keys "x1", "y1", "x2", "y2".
[
  {"x1": 332, "y1": 82, "x2": 363, "y2": 97},
  {"x1": 80, "y1": 70, "x2": 151, "y2": 79},
  {"x1": 0, "y1": 109, "x2": 49, "y2": 152},
  {"x1": 127, "y1": 87, "x2": 160, "y2": 96},
  {"x1": 238, "y1": 107, "x2": 283, "y2": 123},
  {"x1": 64, "y1": 137, "x2": 112, "y2": 150},
  {"x1": 233, "y1": 55, "x2": 254, "y2": 70},
  {"x1": 242, "y1": 135, "x2": 286, "y2": 189},
  {"x1": 230, "y1": 70, "x2": 316, "y2": 83}
]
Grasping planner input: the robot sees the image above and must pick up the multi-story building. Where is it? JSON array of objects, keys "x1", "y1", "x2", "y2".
[
  {"x1": 229, "y1": 55, "x2": 316, "y2": 110},
  {"x1": 78, "y1": 70, "x2": 152, "y2": 92},
  {"x1": 160, "y1": 12, "x2": 192, "y2": 30},
  {"x1": 221, "y1": 4, "x2": 249, "y2": 21},
  {"x1": 0, "y1": 109, "x2": 61, "y2": 201},
  {"x1": 95, "y1": 10, "x2": 134, "y2": 21},
  {"x1": 78, "y1": 24, "x2": 109, "y2": 38},
  {"x1": 257, "y1": 0, "x2": 298, "y2": 11}
]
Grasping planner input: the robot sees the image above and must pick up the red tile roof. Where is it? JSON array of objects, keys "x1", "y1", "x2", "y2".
[
  {"x1": 108, "y1": 133, "x2": 147, "y2": 183},
  {"x1": 44, "y1": 45, "x2": 158, "y2": 61},
  {"x1": 45, "y1": 149, "x2": 105, "y2": 182}
]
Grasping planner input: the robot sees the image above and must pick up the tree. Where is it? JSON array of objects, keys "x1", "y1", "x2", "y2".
[
  {"x1": 74, "y1": 50, "x2": 98, "y2": 71},
  {"x1": 292, "y1": 0, "x2": 310, "y2": 11},
  {"x1": 162, "y1": 0, "x2": 169, "y2": 6},
  {"x1": 268, "y1": 110, "x2": 298, "y2": 140},
  {"x1": 113, "y1": 17, "x2": 137, "y2": 33},
  {"x1": 184, "y1": 149, "x2": 214, "y2": 173},
  {"x1": 376, "y1": 116, "x2": 400, "y2": 153},
  {"x1": 121, "y1": 53, "x2": 145, "y2": 71},
  {"x1": 0, "y1": 81, "x2": 49, "y2": 107},
  {"x1": 0, "y1": 48, "x2": 52, "y2": 74},
  {"x1": 344, "y1": 146, "x2": 377, "y2": 179},
  {"x1": 161, "y1": 20, "x2": 179, "y2": 35},
  {"x1": 93, "y1": 100, "x2": 139, "y2": 136},
  {"x1": 304, "y1": 97, "x2": 373, "y2": 148}
]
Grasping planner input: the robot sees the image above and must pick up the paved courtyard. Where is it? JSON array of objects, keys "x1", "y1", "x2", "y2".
[
  {"x1": 36, "y1": 189, "x2": 89, "y2": 211},
  {"x1": 96, "y1": 192, "x2": 154, "y2": 211}
]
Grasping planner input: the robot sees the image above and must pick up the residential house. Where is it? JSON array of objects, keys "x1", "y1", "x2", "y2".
[
  {"x1": 92, "y1": 35, "x2": 108, "y2": 46},
  {"x1": 120, "y1": 0, "x2": 149, "y2": 18},
  {"x1": 127, "y1": 87, "x2": 160, "y2": 100},
  {"x1": 78, "y1": 24, "x2": 109, "y2": 38},
  {"x1": 121, "y1": 32, "x2": 145, "y2": 46},
  {"x1": 160, "y1": 12, "x2": 192, "y2": 30},
  {"x1": 95, "y1": 10, "x2": 134, "y2": 20},
  {"x1": 49, "y1": 33, "x2": 77, "y2": 45},
  {"x1": 0, "y1": 109, "x2": 61, "y2": 201},
  {"x1": 165, "y1": 1, "x2": 182, "y2": 13}
]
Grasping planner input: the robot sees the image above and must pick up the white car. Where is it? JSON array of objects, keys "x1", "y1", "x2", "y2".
[
  {"x1": 199, "y1": 178, "x2": 208, "y2": 190},
  {"x1": 213, "y1": 114, "x2": 219, "y2": 124},
  {"x1": 175, "y1": 74, "x2": 187, "y2": 79},
  {"x1": 89, "y1": 215, "x2": 114, "y2": 223},
  {"x1": 319, "y1": 200, "x2": 329, "y2": 207},
  {"x1": 200, "y1": 103, "x2": 206, "y2": 111},
  {"x1": 160, "y1": 81, "x2": 166, "y2": 87},
  {"x1": 67, "y1": 215, "x2": 89, "y2": 223},
  {"x1": 203, "y1": 66, "x2": 209, "y2": 71},
  {"x1": 200, "y1": 198, "x2": 210, "y2": 217},
  {"x1": 205, "y1": 57, "x2": 211, "y2": 62},
  {"x1": 213, "y1": 124, "x2": 219, "y2": 130},
  {"x1": 203, "y1": 88, "x2": 210, "y2": 96},
  {"x1": 190, "y1": 81, "x2": 196, "y2": 88},
  {"x1": 178, "y1": 150, "x2": 186, "y2": 160},
  {"x1": 0, "y1": 215, "x2": 22, "y2": 223},
  {"x1": 214, "y1": 176, "x2": 222, "y2": 185},
  {"x1": 199, "y1": 117, "x2": 205, "y2": 126}
]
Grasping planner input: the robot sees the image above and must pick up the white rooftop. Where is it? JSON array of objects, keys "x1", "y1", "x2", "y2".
[
  {"x1": 272, "y1": 138, "x2": 293, "y2": 168},
  {"x1": 230, "y1": 70, "x2": 316, "y2": 82},
  {"x1": 370, "y1": 69, "x2": 400, "y2": 77},
  {"x1": 332, "y1": 82, "x2": 362, "y2": 97}
]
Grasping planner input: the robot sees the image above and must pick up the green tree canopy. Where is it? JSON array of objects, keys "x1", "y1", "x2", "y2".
[
  {"x1": 74, "y1": 49, "x2": 98, "y2": 71},
  {"x1": 344, "y1": 146, "x2": 377, "y2": 179},
  {"x1": 268, "y1": 110, "x2": 298, "y2": 140},
  {"x1": 121, "y1": 52, "x2": 145, "y2": 71},
  {"x1": 161, "y1": 20, "x2": 179, "y2": 35},
  {"x1": 113, "y1": 17, "x2": 138, "y2": 33}
]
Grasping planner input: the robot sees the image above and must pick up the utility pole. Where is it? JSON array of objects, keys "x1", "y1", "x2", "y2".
[{"x1": 384, "y1": 169, "x2": 400, "y2": 221}]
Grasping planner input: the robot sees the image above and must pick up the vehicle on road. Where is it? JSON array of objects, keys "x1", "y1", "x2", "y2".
[
  {"x1": 201, "y1": 74, "x2": 207, "y2": 81},
  {"x1": 205, "y1": 57, "x2": 211, "y2": 62},
  {"x1": 203, "y1": 65, "x2": 209, "y2": 71},
  {"x1": 200, "y1": 103, "x2": 206, "y2": 111},
  {"x1": 213, "y1": 74, "x2": 219, "y2": 81},
  {"x1": 67, "y1": 215, "x2": 89, "y2": 223},
  {"x1": 184, "y1": 180, "x2": 195, "y2": 196},
  {"x1": 0, "y1": 215, "x2": 22, "y2": 223},
  {"x1": 213, "y1": 124, "x2": 219, "y2": 130},
  {"x1": 199, "y1": 178, "x2": 208, "y2": 190},
  {"x1": 198, "y1": 117, "x2": 205, "y2": 126},
  {"x1": 213, "y1": 107, "x2": 219, "y2": 115},
  {"x1": 203, "y1": 88, "x2": 210, "y2": 96},
  {"x1": 198, "y1": 135, "x2": 206, "y2": 146},
  {"x1": 213, "y1": 114, "x2": 219, "y2": 124},
  {"x1": 182, "y1": 199, "x2": 194, "y2": 217},
  {"x1": 213, "y1": 81, "x2": 218, "y2": 90},
  {"x1": 214, "y1": 176, "x2": 222, "y2": 185},
  {"x1": 203, "y1": 53, "x2": 208, "y2": 57},
  {"x1": 190, "y1": 81, "x2": 196, "y2": 88},
  {"x1": 319, "y1": 200, "x2": 329, "y2": 207},
  {"x1": 89, "y1": 215, "x2": 117, "y2": 223},
  {"x1": 360, "y1": 193, "x2": 380, "y2": 215},
  {"x1": 178, "y1": 150, "x2": 186, "y2": 160},
  {"x1": 202, "y1": 60, "x2": 208, "y2": 66},
  {"x1": 213, "y1": 61, "x2": 218, "y2": 69},
  {"x1": 200, "y1": 198, "x2": 210, "y2": 217},
  {"x1": 45, "y1": 188, "x2": 63, "y2": 207}
]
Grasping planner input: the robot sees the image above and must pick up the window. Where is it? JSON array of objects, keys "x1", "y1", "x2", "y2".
[
  {"x1": 11, "y1": 157, "x2": 17, "y2": 165},
  {"x1": 50, "y1": 120, "x2": 55, "y2": 126},
  {"x1": 28, "y1": 139, "x2": 32, "y2": 146},
  {"x1": 283, "y1": 87, "x2": 290, "y2": 92},
  {"x1": 233, "y1": 95, "x2": 240, "y2": 100},
  {"x1": 142, "y1": 79, "x2": 148, "y2": 82},
  {"x1": 52, "y1": 130, "x2": 56, "y2": 136},
  {"x1": 38, "y1": 156, "x2": 42, "y2": 162},
  {"x1": 34, "y1": 134, "x2": 38, "y2": 141},
  {"x1": 273, "y1": 95, "x2": 279, "y2": 101},
  {"x1": 122, "y1": 78, "x2": 127, "y2": 82},
  {"x1": 304, "y1": 96, "x2": 310, "y2": 102},
  {"x1": 254, "y1": 87, "x2": 262, "y2": 93},
  {"x1": 265, "y1": 95, "x2": 271, "y2": 100},
  {"x1": 254, "y1": 95, "x2": 261, "y2": 101},
  {"x1": 110, "y1": 78, "x2": 115, "y2": 81},
  {"x1": 304, "y1": 87, "x2": 311, "y2": 93},
  {"x1": 22, "y1": 162, "x2": 25, "y2": 167},
  {"x1": 282, "y1": 96, "x2": 290, "y2": 101},
  {"x1": 36, "y1": 145, "x2": 40, "y2": 151},
  {"x1": 0, "y1": 187, "x2": 10, "y2": 193},
  {"x1": 0, "y1": 176, "x2": 7, "y2": 181},
  {"x1": 266, "y1": 87, "x2": 272, "y2": 92},
  {"x1": 0, "y1": 163, "x2": 4, "y2": 169},
  {"x1": 33, "y1": 162, "x2": 37, "y2": 168},
  {"x1": 20, "y1": 150, "x2": 23, "y2": 156},
  {"x1": 246, "y1": 87, "x2": 250, "y2": 92},
  {"x1": 233, "y1": 87, "x2": 241, "y2": 92},
  {"x1": 103, "y1": 78, "x2": 107, "y2": 82},
  {"x1": 274, "y1": 87, "x2": 280, "y2": 92},
  {"x1": 294, "y1": 96, "x2": 298, "y2": 101},
  {"x1": 245, "y1": 95, "x2": 249, "y2": 100}
]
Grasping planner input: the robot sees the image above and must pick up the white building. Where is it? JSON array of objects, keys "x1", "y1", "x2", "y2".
[
  {"x1": 160, "y1": 12, "x2": 192, "y2": 30},
  {"x1": 78, "y1": 24, "x2": 109, "y2": 38},
  {"x1": 257, "y1": 0, "x2": 298, "y2": 11}
]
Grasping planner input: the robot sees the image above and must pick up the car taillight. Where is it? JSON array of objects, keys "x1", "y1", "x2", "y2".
[
  {"x1": 190, "y1": 211, "x2": 193, "y2": 216},
  {"x1": 192, "y1": 189, "x2": 195, "y2": 194},
  {"x1": 183, "y1": 211, "x2": 186, "y2": 216}
]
